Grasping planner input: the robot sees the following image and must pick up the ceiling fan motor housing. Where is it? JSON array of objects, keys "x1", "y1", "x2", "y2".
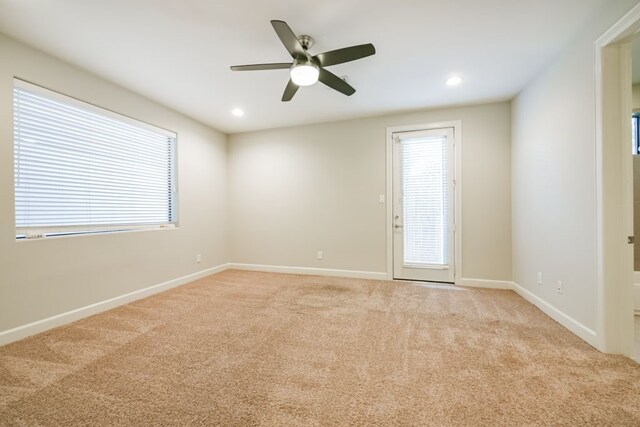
[{"x1": 297, "y1": 35, "x2": 314, "y2": 50}]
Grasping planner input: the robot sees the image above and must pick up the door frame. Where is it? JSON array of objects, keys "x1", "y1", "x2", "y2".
[
  {"x1": 594, "y1": 3, "x2": 640, "y2": 355},
  {"x1": 385, "y1": 120, "x2": 462, "y2": 283}
]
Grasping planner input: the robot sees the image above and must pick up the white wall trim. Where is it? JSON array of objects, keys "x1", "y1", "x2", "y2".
[
  {"x1": 385, "y1": 120, "x2": 463, "y2": 283},
  {"x1": 512, "y1": 282, "x2": 598, "y2": 348},
  {"x1": 457, "y1": 278, "x2": 514, "y2": 290},
  {"x1": 0, "y1": 263, "x2": 230, "y2": 346},
  {"x1": 227, "y1": 263, "x2": 388, "y2": 280},
  {"x1": 0, "y1": 261, "x2": 608, "y2": 351}
]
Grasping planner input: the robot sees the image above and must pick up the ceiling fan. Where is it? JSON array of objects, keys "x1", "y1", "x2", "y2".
[{"x1": 230, "y1": 20, "x2": 376, "y2": 102}]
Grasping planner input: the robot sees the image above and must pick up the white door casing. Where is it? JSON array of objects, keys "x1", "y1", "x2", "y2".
[
  {"x1": 595, "y1": 3, "x2": 639, "y2": 355},
  {"x1": 392, "y1": 127, "x2": 456, "y2": 283}
]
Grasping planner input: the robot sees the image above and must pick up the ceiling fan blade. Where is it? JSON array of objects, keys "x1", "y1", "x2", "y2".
[
  {"x1": 318, "y1": 68, "x2": 356, "y2": 96},
  {"x1": 314, "y1": 43, "x2": 376, "y2": 67},
  {"x1": 230, "y1": 63, "x2": 292, "y2": 71},
  {"x1": 282, "y1": 79, "x2": 299, "y2": 102},
  {"x1": 271, "y1": 20, "x2": 306, "y2": 58}
]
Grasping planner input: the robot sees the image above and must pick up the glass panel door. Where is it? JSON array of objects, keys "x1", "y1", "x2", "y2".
[{"x1": 393, "y1": 128, "x2": 455, "y2": 282}]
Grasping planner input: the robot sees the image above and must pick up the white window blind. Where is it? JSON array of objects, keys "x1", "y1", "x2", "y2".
[
  {"x1": 13, "y1": 80, "x2": 177, "y2": 238},
  {"x1": 401, "y1": 134, "x2": 448, "y2": 266}
]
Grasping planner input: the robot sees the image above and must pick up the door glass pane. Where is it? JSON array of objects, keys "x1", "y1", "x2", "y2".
[{"x1": 401, "y1": 135, "x2": 448, "y2": 266}]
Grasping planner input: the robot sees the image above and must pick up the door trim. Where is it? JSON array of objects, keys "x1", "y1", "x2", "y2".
[
  {"x1": 594, "y1": 3, "x2": 640, "y2": 355},
  {"x1": 385, "y1": 120, "x2": 462, "y2": 284}
]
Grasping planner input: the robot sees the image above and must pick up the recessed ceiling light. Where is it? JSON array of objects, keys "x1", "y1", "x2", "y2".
[
  {"x1": 231, "y1": 108, "x2": 244, "y2": 117},
  {"x1": 446, "y1": 76, "x2": 463, "y2": 86}
]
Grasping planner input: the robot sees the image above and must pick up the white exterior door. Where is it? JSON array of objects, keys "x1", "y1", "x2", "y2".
[{"x1": 392, "y1": 128, "x2": 455, "y2": 283}]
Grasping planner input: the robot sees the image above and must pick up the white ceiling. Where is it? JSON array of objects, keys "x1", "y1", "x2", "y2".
[{"x1": 0, "y1": 0, "x2": 609, "y2": 133}]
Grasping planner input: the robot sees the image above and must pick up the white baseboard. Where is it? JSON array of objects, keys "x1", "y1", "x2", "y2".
[
  {"x1": 227, "y1": 263, "x2": 388, "y2": 280},
  {"x1": 511, "y1": 282, "x2": 597, "y2": 347},
  {"x1": 457, "y1": 278, "x2": 515, "y2": 289},
  {"x1": 0, "y1": 263, "x2": 230, "y2": 346},
  {"x1": 0, "y1": 262, "x2": 605, "y2": 352}
]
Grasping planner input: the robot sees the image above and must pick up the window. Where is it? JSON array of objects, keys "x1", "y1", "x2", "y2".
[{"x1": 13, "y1": 79, "x2": 177, "y2": 239}]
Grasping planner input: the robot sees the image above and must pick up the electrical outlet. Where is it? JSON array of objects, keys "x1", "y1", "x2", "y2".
[
  {"x1": 556, "y1": 280, "x2": 563, "y2": 294},
  {"x1": 537, "y1": 272, "x2": 543, "y2": 285},
  {"x1": 378, "y1": 194, "x2": 385, "y2": 204},
  {"x1": 196, "y1": 254, "x2": 202, "y2": 263},
  {"x1": 317, "y1": 251, "x2": 323, "y2": 260}
]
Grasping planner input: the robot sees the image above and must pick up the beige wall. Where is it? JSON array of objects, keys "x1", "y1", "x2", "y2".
[
  {"x1": 511, "y1": 1, "x2": 637, "y2": 332},
  {"x1": 228, "y1": 102, "x2": 512, "y2": 281},
  {"x1": 0, "y1": 34, "x2": 228, "y2": 333},
  {"x1": 633, "y1": 84, "x2": 640, "y2": 110}
]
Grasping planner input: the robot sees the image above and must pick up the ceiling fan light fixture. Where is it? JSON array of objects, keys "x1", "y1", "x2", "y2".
[{"x1": 290, "y1": 59, "x2": 319, "y2": 86}]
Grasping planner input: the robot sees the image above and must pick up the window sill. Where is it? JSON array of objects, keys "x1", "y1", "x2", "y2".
[{"x1": 16, "y1": 224, "x2": 178, "y2": 241}]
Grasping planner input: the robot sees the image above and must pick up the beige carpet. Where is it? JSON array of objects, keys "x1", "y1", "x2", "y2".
[{"x1": 1, "y1": 270, "x2": 639, "y2": 426}]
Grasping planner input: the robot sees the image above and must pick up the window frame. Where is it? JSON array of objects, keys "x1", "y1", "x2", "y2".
[{"x1": 13, "y1": 78, "x2": 179, "y2": 240}]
